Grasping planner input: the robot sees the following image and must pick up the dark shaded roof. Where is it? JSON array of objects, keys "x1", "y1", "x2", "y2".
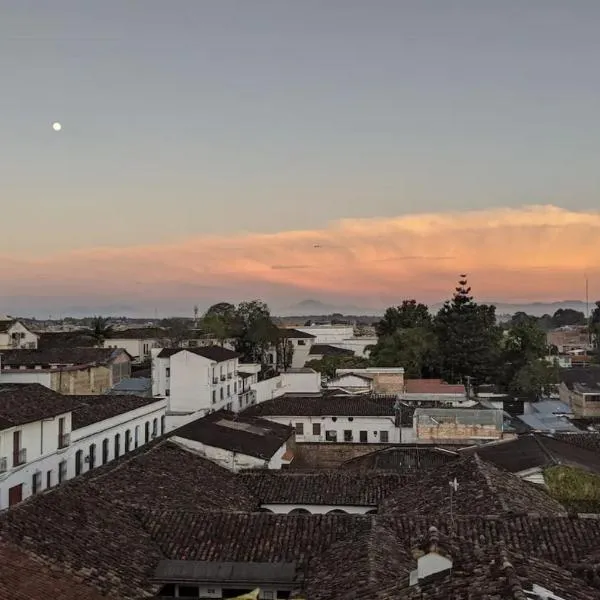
[
  {"x1": 0, "y1": 319, "x2": 15, "y2": 333},
  {"x1": 108, "y1": 377, "x2": 152, "y2": 395},
  {"x1": 242, "y1": 393, "x2": 397, "y2": 417},
  {"x1": 308, "y1": 344, "x2": 354, "y2": 357},
  {"x1": 238, "y1": 470, "x2": 401, "y2": 506},
  {"x1": 341, "y1": 446, "x2": 459, "y2": 472},
  {"x1": 157, "y1": 345, "x2": 240, "y2": 361},
  {"x1": 0, "y1": 441, "x2": 257, "y2": 599},
  {"x1": 0, "y1": 383, "x2": 78, "y2": 429},
  {"x1": 561, "y1": 367, "x2": 600, "y2": 393},
  {"x1": 0, "y1": 541, "x2": 113, "y2": 600},
  {"x1": 0, "y1": 347, "x2": 128, "y2": 368},
  {"x1": 110, "y1": 327, "x2": 168, "y2": 339},
  {"x1": 37, "y1": 331, "x2": 97, "y2": 350},
  {"x1": 173, "y1": 410, "x2": 293, "y2": 460},
  {"x1": 71, "y1": 394, "x2": 164, "y2": 429},
  {"x1": 278, "y1": 328, "x2": 316, "y2": 339},
  {"x1": 552, "y1": 432, "x2": 600, "y2": 453},
  {"x1": 131, "y1": 367, "x2": 151, "y2": 378},
  {"x1": 379, "y1": 455, "x2": 565, "y2": 516},
  {"x1": 404, "y1": 379, "x2": 466, "y2": 394}
]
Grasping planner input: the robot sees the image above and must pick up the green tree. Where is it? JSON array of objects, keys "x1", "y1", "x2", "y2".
[
  {"x1": 235, "y1": 300, "x2": 278, "y2": 363},
  {"x1": 376, "y1": 300, "x2": 431, "y2": 337},
  {"x1": 434, "y1": 276, "x2": 502, "y2": 385},
  {"x1": 509, "y1": 359, "x2": 559, "y2": 399},
  {"x1": 159, "y1": 317, "x2": 192, "y2": 348},
  {"x1": 305, "y1": 355, "x2": 370, "y2": 379},
  {"x1": 91, "y1": 316, "x2": 113, "y2": 345},
  {"x1": 275, "y1": 338, "x2": 295, "y2": 372},
  {"x1": 551, "y1": 308, "x2": 586, "y2": 328},
  {"x1": 368, "y1": 327, "x2": 438, "y2": 377},
  {"x1": 200, "y1": 302, "x2": 240, "y2": 346}
]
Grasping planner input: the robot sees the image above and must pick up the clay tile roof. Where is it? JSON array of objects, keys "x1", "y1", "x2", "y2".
[
  {"x1": 0, "y1": 347, "x2": 128, "y2": 367},
  {"x1": 341, "y1": 446, "x2": 459, "y2": 472},
  {"x1": 238, "y1": 470, "x2": 401, "y2": 506},
  {"x1": 379, "y1": 455, "x2": 566, "y2": 516},
  {"x1": 278, "y1": 328, "x2": 316, "y2": 339},
  {"x1": 37, "y1": 331, "x2": 97, "y2": 350},
  {"x1": 173, "y1": 410, "x2": 293, "y2": 460},
  {"x1": 308, "y1": 344, "x2": 354, "y2": 356},
  {"x1": 242, "y1": 393, "x2": 397, "y2": 417},
  {"x1": 70, "y1": 394, "x2": 164, "y2": 429},
  {"x1": 110, "y1": 327, "x2": 167, "y2": 339},
  {"x1": 157, "y1": 345, "x2": 240, "y2": 361},
  {"x1": 0, "y1": 383, "x2": 78, "y2": 428},
  {"x1": 404, "y1": 379, "x2": 466, "y2": 395}
]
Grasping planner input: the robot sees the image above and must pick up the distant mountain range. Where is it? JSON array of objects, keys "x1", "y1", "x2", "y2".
[{"x1": 276, "y1": 299, "x2": 593, "y2": 317}]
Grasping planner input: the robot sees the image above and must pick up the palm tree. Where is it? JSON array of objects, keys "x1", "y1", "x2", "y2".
[{"x1": 91, "y1": 316, "x2": 113, "y2": 345}]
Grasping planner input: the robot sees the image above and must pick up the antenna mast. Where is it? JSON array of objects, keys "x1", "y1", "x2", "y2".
[{"x1": 586, "y1": 275, "x2": 591, "y2": 345}]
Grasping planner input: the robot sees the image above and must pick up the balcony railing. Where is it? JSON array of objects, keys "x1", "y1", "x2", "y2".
[
  {"x1": 12, "y1": 448, "x2": 26, "y2": 467},
  {"x1": 220, "y1": 374, "x2": 226, "y2": 381},
  {"x1": 0, "y1": 457, "x2": 7, "y2": 473},
  {"x1": 212, "y1": 377, "x2": 219, "y2": 384},
  {"x1": 58, "y1": 433, "x2": 70, "y2": 449},
  {"x1": 227, "y1": 373, "x2": 232, "y2": 379}
]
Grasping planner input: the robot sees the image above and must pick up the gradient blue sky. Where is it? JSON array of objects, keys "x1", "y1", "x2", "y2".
[{"x1": 2, "y1": 1, "x2": 600, "y2": 313}]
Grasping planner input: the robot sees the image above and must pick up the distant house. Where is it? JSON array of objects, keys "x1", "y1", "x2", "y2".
[
  {"x1": 172, "y1": 410, "x2": 294, "y2": 471},
  {"x1": 0, "y1": 382, "x2": 166, "y2": 508},
  {"x1": 0, "y1": 319, "x2": 39, "y2": 350},
  {"x1": 307, "y1": 344, "x2": 355, "y2": 361},
  {"x1": 104, "y1": 327, "x2": 167, "y2": 362},
  {"x1": 151, "y1": 346, "x2": 242, "y2": 430},
  {"x1": 559, "y1": 368, "x2": 600, "y2": 418},
  {"x1": 0, "y1": 348, "x2": 132, "y2": 395},
  {"x1": 403, "y1": 379, "x2": 467, "y2": 404},
  {"x1": 266, "y1": 329, "x2": 316, "y2": 369}
]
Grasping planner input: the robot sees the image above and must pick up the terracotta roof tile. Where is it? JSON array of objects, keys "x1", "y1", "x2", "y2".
[{"x1": 157, "y1": 346, "x2": 240, "y2": 361}]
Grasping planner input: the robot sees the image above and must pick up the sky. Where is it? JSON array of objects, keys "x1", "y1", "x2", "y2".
[{"x1": 1, "y1": 1, "x2": 600, "y2": 316}]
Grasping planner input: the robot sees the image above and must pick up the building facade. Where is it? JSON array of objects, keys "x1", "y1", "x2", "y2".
[{"x1": 0, "y1": 320, "x2": 39, "y2": 350}]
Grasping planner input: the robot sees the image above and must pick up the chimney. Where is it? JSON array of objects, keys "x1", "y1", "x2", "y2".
[{"x1": 409, "y1": 526, "x2": 453, "y2": 586}]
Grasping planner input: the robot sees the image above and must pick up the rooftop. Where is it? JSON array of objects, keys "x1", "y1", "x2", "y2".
[
  {"x1": 278, "y1": 328, "x2": 316, "y2": 339},
  {"x1": 561, "y1": 367, "x2": 600, "y2": 393},
  {"x1": 341, "y1": 446, "x2": 459, "y2": 472},
  {"x1": 36, "y1": 330, "x2": 97, "y2": 350},
  {"x1": 110, "y1": 327, "x2": 167, "y2": 339},
  {"x1": 308, "y1": 344, "x2": 354, "y2": 357},
  {"x1": 0, "y1": 347, "x2": 128, "y2": 368},
  {"x1": 157, "y1": 346, "x2": 240, "y2": 362},
  {"x1": 108, "y1": 376, "x2": 152, "y2": 395},
  {"x1": 71, "y1": 394, "x2": 164, "y2": 429},
  {"x1": 404, "y1": 379, "x2": 466, "y2": 395},
  {"x1": 242, "y1": 392, "x2": 397, "y2": 417},
  {"x1": 173, "y1": 410, "x2": 293, "y2": 460}
]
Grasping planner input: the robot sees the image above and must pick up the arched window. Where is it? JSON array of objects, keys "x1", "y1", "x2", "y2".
[
  {"x1": 288, "y1": 508, "x2": 310, "y2": 515},
  {"x1": 327, "y1": 509, "x2": 347, "y2": 514},
  {"x1": 88, "y1": 443, "x2": 96, "y2": 469},
  {"x1": 144, "y1": 421, "x2": 150, "y2": 443},
  {"x1": 160, "y1": 415, "x2": 165, "y2": 435},
  {"x1": 75, "y1": 449, "x2": 83, "y2": 476},
  {"x1": 134, "y1": 426, "x2": 140, "y2": 448},
  {"x1": 114, "y1": 433, "x2": 121, "y2": 458},
  {"x1": 152, "y1": 418, "x2": 158, "y2": 437},
  {"x1": 102, "y1": 438, "x2": 109, "y2": 464},
  {"x1": 125, "y1": 429, "x2": 131, "y2": 452}
]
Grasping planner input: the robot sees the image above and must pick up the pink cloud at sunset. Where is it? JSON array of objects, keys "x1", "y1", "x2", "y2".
[{"x1": 1, "y1": 205, "x2": 599, "y2": 312}]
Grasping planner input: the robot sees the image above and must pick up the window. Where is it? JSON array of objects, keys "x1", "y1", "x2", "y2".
[
  {"x1": 325, "y1": 430, "x2": 337, "y2": 442},
  {"x1": 227, "y1": 384, "x2": 230, "y2": 396},
  {"x1": 58, "y1": 416, "x2": 67, "y2": 448},
  {"x1": 220, "y1": 387, "x2": 224, "y2": 400},
  {"x1": 125, "y1": 429, "x2": 132, "y2": 452},
  {"x1": 58, "y1": 460, "x2": 67, "y2": 483},
  {"x1": 145, "y1": 421, "x2": 150, "y2": 443},
  {"x1": 75, "y1": 450, "x2": 83, "y2": 476},
  {"x1": 226, "y1": 402, "x2": 233, "y2": 411},
  {"x1": 135, "y1": 425, "x2": 140, "y2": 448},
  {"x1": 32, "y1": 471, "x2": 42, "y2": 495},
  {"x1": 380, "y1": 431, "x2": 389, "y2": 443},
  {"x1": 298, "y1": 339, "x2": 306, "y2": 345},
  {"x1": 344, "y1": 430, "x2": 353, "y2": 442},
  {"x1": 8, "y1": 484, "x2": 23, "y2": 507},
  {"x1": 360, "y1": 430, "x2": 368, "y2": 443},
  {"x1": 114, "y1": 433, "x2": 121, "y2": 458},
  {"x1": 12, "y1": 430, "x2": 24, "y2": 467},
  {"x1": 295, "y1": 422, "x2": 304, "y2": 435},
  {"x1": 312, "y1": 423, "x2": 321, "y2": 436},
  {"x1": 46, "y1": 470, "x2": 52, "y2": 489},
  {"x1": 178, "y1": 586, "x2": 200, "y2": 598},
  {"x1": 166, "y1": 367, "x2": 170, "y2": 377},
  {"x1": 234, "y1": 381, "x2": 237, "y2": 393},
  {"x1": 165, "y1": 388, "x2": 170, "y2": 396},
  {"x1": 102, "y1": 438, "x2": 109, "y2": 464},
  {"x1": 263, "y1": 592, "x2": 274, "y2": 600},
  {"x1": 152, "y1": 418, "x2": 158, "y2": 437},
  {"x1": 161, "y1": 416, "x2": 165, "y2": 435},
  {"x1": 212, "y1": 390, "x2": 217, "y2": 404},
  {"x1": 89, "y1": 444, "x2": 96, "y2": 469}
]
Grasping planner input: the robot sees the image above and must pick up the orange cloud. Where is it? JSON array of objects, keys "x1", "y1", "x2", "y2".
[{"x1": 1, "y1": 204, "x2": 599, "y2": 311}]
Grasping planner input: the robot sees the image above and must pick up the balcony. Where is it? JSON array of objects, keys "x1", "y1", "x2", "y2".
[
  {"x1": 58, "y1": 433, "x2": 70, "y2": 449},
  {"x1": 0, "y1": 457, "x2": 7, "y2": 473},
  {"x1": 12, "y1": 448, "x2": 27, "y2": 467},
  {"x1": 227, "y1": 373, "x2": 232, "y2": 379},
  {"x1": 212, "y1": 377, "x2": 219, "y2": 384},
  {"x1": 220, "y1": 374, "x2": 226, "y2": 381}
]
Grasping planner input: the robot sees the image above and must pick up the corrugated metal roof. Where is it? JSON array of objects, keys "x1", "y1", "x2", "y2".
[{"x1": 517, "y1": 414, "x2": 580, "y2": 433}]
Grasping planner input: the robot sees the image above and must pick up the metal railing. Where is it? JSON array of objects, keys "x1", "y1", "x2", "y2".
[
  {"x1": 12, "y1": 448, "x2": 26, "y2": 467},
  {"x1": 58, "y1": 433, "x2": 70, "y2": 449}
]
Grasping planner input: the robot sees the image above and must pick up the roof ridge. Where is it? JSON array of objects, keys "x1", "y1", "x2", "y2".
[
  {"x1": 473, "y1": 454, "x2": 508, "y2": 513},
  {"x1": 497, "y1": 542, "x2": 528, "y2": 600}
]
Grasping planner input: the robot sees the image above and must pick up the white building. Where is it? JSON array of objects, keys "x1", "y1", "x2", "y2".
[
  {"x1": 266, "y1": 329, "x2": 316, "y2": 369},
  {"x1": 297, "y1": 325, "x2": 376, "y2": 357},
  {"x1": 250, "y1": 368, "x2": 321, "y2": 405},
  {"x1": 152, "y1": 346, "x2": 243, "y2": 430},
  {"x1": 242, "y1": 392, "x2": 401, "y2": 444},
  {"x1": 104, "y1": 327, "x2": 167, "y2": 362},
  {"x1": 172, "y1": 410, "x2": 294, "y2": 472},
  {"x1": 327, "y1": 367, "x2": 405, "y2": 394},
  {"x1": 0, "y1": 319, "x2": 38, "y2": 350},
  {"x1": 0, "y1": 382, "x2": 166, "y2": 508}
]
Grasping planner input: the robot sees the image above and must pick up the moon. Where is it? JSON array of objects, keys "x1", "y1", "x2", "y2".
[{"x1": 52, "y1": 122, "x2": 62, "y2": 132}]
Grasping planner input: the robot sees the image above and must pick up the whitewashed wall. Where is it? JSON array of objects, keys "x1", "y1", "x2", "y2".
[
  {"x1": 0, "y1": 370, "x2": 52, "y2": 388},
  {"x1": 0, "y1": 322, "x2": 39, "y2": 349}
]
